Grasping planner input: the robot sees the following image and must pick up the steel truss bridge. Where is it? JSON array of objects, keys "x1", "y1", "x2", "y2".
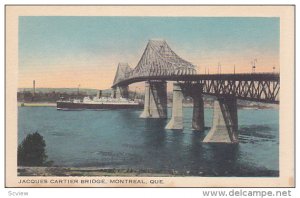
[
  {"x1": 113, "y1": 73, "x2": 279, "y2": 104},
  {"x1": 112, "y1": 40, "x2": 280, "y2": 104}
]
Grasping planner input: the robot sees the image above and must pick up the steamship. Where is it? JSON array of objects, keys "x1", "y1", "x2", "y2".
[{"x1": 56, "y1": 89, "x2": 143, "y2": 110}]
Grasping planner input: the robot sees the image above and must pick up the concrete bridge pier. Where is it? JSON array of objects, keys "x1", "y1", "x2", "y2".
[
  {"x1": 165, "y1": 82, "x2": 184, "y2": 129},
  {"x1": 115, "y1": 86, "x2": 129, "y2": 98},
  {"x1": 203, "y1": 96, "x2": 238, "y2": 144},
  {"x1": 140, "y1": 81, "x2": 167, "y2": 118},
  {"x1": 192, "y1": 93, "x2": 205, "y2": 131},
  {"x1": 111, "y1": 88, "x2": 116, "y2": 98}
]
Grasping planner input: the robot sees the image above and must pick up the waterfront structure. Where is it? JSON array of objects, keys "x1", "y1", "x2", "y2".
[
  {"x1": 33, "y1": 80, "x2": 35, "y2": 97},
  {"x1": 112, "y1": 40, "x2": 280, "y2": 144}
]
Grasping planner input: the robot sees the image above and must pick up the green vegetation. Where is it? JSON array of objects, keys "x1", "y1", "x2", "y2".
[{"x1": 18, "y1": 132, "x2": 52, "y2": 166}]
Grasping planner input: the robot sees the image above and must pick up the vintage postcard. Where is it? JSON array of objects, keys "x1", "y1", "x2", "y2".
[{"x1": 5, "y1": 5, "x2": 294, "y2": 187}]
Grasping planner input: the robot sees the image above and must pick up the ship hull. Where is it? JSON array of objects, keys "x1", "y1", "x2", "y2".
[{"x1": 57, "y1": 101, "x2": 143, "y2": 110}]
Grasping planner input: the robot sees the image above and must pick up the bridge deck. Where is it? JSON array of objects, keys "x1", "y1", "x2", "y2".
[
  {"x1": 112, "y1": 73, "x2": 279, "y2": 88},
  {"x1": 112, "y1": 73, "x2": 280, "y2": 104}
]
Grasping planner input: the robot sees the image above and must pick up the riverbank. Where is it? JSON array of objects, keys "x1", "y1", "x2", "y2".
[
  {"x1": 18, "y1": 102, "x2": 278, "y2": 110},
  {"x1": 17, "y1": 166, "x2": 278, "y2": 177},
  {"x1": 18, "y1": 102, "x2": 56, "y2": 107},
  {"x1": 18, "y1": 167, "x2": 173, "y2": 177}
]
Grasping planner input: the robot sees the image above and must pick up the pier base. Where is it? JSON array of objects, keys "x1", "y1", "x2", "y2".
[
  {"x1": 140, "y1": 81, "x2": 167, "y2": 118},
  {"x1": 203, "y1": 97, "x2": 238, "y2": 143},
  {"x1": 192, "y1": 94, "x2": 205, "y2": 131},
  {"x1": 165, "y1": 83, "x2": 184, "y2": 129}
]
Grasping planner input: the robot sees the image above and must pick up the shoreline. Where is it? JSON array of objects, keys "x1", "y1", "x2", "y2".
[
  {"x1": 18, "y1": 102, "x2": 278, "y2": 110},
  {"x1": 17, "y1": 166, "x2": 279, "y2": 177},
  {"x1": 18, "y1": 102, "x2": 56, "y2": 107}
]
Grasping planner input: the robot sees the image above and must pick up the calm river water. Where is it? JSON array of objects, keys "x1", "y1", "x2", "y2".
[{"x1": 18, "y1": 107, "x2": 279, "y2": 176}]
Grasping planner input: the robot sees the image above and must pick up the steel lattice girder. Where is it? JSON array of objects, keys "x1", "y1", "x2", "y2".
[{"x1": 201, "y1": 79, "x2": 279, "y2": 104}]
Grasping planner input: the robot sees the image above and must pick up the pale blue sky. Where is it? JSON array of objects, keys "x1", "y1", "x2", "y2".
[{"x1": 19, "y1": 16, "x2": 279, "y2": 88}]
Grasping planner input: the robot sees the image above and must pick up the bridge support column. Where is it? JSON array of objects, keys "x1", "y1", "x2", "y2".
[
  {"x1": 203, "y1": 97, "x2": 238, "y2": 143},
  {"x1": 115, "y1": 86, "x2": 129, "y2": 98},
  {"x1": 165, "y1": 82, "x2": 184, "y2": 129},
  {"x1": 111, "y1": 88, "x2": 116, "y2": 98},
  {"x1": 192, "y1": 93, "x2": 205, "y2": 131},
  {"x1": 140, "y1": 81, "x2": 167, "y2": 118}
]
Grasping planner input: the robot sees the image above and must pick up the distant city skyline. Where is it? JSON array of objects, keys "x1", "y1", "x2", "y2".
[{"x1": 19, "y1": 16, "x2": 279, "y2": 89}]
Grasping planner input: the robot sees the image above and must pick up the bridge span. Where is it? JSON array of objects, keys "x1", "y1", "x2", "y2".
[
  {"x1": 112, "y1": 73, "x2": 279, "y2": 104},
  {"x1": 110, "y1": 40, "x2": 280, "y2": 144}
]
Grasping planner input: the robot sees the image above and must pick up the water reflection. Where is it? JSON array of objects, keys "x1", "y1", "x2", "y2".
[
  {"x1": 207, "y1": 144, "x2": 240, "y2": 175},
  {"x1": 143, "y1": 119, "x2": 167, "y2": 148}
]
